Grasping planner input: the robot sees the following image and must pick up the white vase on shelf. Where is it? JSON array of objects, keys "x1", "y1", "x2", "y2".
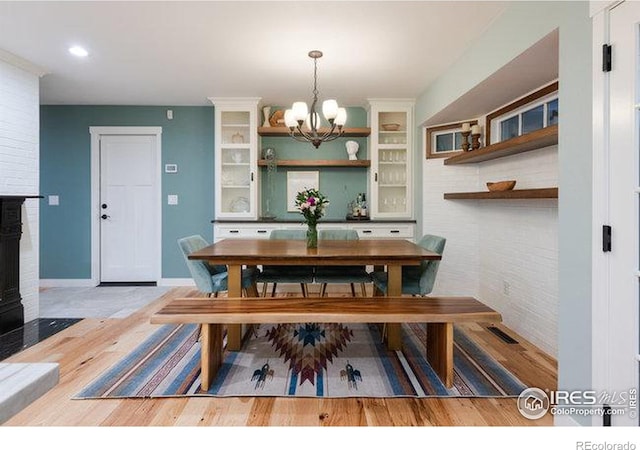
[{"x1": 262, "y1": 106, "x2": 271, "y2": 127}]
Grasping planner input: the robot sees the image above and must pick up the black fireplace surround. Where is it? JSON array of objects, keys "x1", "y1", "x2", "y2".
[{"x1": 0, "y1": 195, "x2": 41, "y2": 334}]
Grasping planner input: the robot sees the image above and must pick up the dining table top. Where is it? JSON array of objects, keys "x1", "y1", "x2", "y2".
[{"x1": 188, "y1": 238, "x2": 441, "y2": 266}]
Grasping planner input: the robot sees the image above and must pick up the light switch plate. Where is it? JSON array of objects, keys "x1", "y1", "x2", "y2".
[
  {"x1": 165, "y1": 164, "x2": 178, "y2": 173},
  {"x1": 48, "y1": 195, "x2": 59, "y2": 206},
  {"x1": 168, "y1": 195, "x2": 178, "y2": 205}
]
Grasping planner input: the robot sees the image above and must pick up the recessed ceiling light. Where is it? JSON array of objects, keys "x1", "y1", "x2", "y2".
[{"x1": 68, "y1": 46, "x2": 89, "y2": 57}]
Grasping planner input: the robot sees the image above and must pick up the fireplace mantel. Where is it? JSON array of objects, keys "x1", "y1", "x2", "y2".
[{"x1": 0, "y1": 195, "x2": 42, "y2": 334}]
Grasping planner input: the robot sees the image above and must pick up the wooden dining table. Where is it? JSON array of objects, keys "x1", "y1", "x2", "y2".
[{"x1": 188, "y1": 238, "x2": 442, "y2": 351}]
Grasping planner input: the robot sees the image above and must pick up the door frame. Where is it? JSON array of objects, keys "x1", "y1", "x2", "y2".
[
  {"x1": 591, "y1": 0, "x2": 638, "y2": 426},
  {"x1": 89, "y1": 126, "x2": 163, "y2": 286}
]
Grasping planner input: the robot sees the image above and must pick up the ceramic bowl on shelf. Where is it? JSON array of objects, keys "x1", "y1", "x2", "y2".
[
  {"x1": 381, "y1": 123, "x2": 401, "y2": 131},
  {"x1": 486, "y1": 180, "x2": 516, "y2": 191}
]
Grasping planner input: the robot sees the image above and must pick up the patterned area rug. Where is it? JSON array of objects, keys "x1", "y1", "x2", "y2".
[{"x1": 75, "y1": 322, "x2": 527, "y2": 398}]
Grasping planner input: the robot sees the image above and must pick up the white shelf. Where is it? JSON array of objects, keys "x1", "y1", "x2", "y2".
[
  {"x1": 221, "y1": 185, "x2": 250, "y2": 189},
  {"x1": 221, "y1": 162, "x2": 250, "y2": 166},
  {"x1": 222, "y1": 123, "x2": 250, "y2": 128},
  {"x1": 221, "y1": 143, "x2": 251, "y2": 149}
]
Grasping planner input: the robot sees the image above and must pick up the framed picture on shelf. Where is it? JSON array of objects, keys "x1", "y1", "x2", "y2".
[{"x1": 287, "y1": 171, "x2": 319, "y2": 212}]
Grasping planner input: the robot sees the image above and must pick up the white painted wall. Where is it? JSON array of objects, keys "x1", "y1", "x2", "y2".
[
  {"x1": 424, "y1": 145, "x2": 558, "y2": 356},
  {"x1": 0, "y1": 53, "x2": 42, "y2": 323}
]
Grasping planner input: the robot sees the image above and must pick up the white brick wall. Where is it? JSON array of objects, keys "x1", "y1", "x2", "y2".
[
  {"x1": 423, "y1": 145, "x2": 558, "y2": 357},
  {"x1": 0, "y1": 57, "x2": 40, "y2": 323}
]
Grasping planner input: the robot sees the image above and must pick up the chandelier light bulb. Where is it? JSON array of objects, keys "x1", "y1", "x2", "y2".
[
  {"x1": 322, "y1": 99, "x2": 338, "y2": 120},
  {"x1": 292, "y1": 102, "x2": 308, "y2": 122},
  {"x1": 284, "y1": 109, "x2": 297, "y2": 128},
  {"x1": 335, "y1": 108, "x2": 347, "y2": 126}
]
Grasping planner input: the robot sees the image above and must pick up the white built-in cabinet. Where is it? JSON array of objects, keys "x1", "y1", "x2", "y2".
[
  {"x1": 368, "y1": 99, "x2": 414, "y2": 219},
  {"x1": 209, "y1": 97, "x2": 260, "y2": 219}
]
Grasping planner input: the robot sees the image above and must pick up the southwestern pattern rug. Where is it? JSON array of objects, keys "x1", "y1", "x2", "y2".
[{"x1": 75, "y1": 322, "x2": 527, "y2": 399}]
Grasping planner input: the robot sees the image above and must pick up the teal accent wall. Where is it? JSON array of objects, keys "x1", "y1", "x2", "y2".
[
  {"x1": 40, "y1": 106, "x2": 214, "y2": 279},
  {"x1": 415, "y1": 1, "x2": 592, "y2": 425},
  {"x1": 260, "y1": 107, "x2": 369, "y2": 220}
]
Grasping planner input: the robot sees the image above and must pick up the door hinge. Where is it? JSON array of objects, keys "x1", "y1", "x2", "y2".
[
  {"x1": 603, "y1": 225, "x2": 612, "y2": 252},
  {"x1": 603, "y1": 44, "x2": 612, "y2": 72}
]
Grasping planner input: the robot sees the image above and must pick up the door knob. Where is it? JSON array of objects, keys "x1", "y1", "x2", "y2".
[
  {"x1": 101, "y1": 214, "x2": 110, "y2": 220},
  {"x1": 101, "y1": 203, "x2": 108, "y2": 209}
]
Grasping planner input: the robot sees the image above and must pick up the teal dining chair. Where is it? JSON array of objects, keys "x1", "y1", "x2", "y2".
[
  {"x1": 370, "y1": 234, "x2": 446, "y2": 296},
  {"x1": 314, "y1": 229, "x2": 371, "y2": 297},
  {"x1": 256, "y1": 229, "x2": 314, "y2": 297},
  {"x1": 178, "y1": 235, "x2": 258, "y2": 297}
]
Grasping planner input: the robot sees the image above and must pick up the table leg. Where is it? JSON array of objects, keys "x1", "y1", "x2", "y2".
[
  {"x1": 385, "y1": 264, "x2": 402, "y2": 350},
  {"x1": 200, "y1": 323, "x2": 223, "y2": 391},
  {"x1": 426, "y1": 322, "x2": 454, "y2": 388},
  {"x1": 226, "y1": 264, "x2": 242, "y2": 351}
]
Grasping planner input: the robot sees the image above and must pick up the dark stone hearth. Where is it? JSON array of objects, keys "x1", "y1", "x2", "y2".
[{"x1": 0, "y1": 318, "x2": 82, "y2": 361}]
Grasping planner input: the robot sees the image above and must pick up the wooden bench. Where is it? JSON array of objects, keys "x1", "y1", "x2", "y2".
[{"x1": 150, "y1": 296, "x2": 502, "y2": 390}]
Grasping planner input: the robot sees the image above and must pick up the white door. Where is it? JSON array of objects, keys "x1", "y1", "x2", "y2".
[
  {"x1": 606, "y1": 0, "x2": 640, "y2": 426},
  {"x1": 99, "y1": 134, "x2": 159, "y2": 282}
]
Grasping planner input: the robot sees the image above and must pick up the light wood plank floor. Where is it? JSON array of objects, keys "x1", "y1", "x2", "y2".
[{"x1": 3, "y1": 287, "x2": 556, "y2": 426}]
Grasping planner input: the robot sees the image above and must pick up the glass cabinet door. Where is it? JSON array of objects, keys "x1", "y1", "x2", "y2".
[
  {"x1": 376, "y1": 111, "x2": 410, "y2": 216},
  {"x1": 211, "y1": 97, "x2": 260, "y2": 220},
  {"x1": 219, "y1": 111, "x2": 253, "y2": 215}
]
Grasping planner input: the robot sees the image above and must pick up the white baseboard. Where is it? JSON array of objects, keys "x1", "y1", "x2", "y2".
[
  {"x1": 159, "y1": 278, "x2": 196, "y2": 287},
  {"x1": 40, "y1": 279, "x2": 97, "y2": 288}
]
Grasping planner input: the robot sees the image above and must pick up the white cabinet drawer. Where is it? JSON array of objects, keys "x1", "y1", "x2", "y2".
[
  {"x1": 350, "y1": 224, "x2": 415, "y2": 240},
  {"x1": 214, "y1": 224, "x2": 276, "y2": 241}
]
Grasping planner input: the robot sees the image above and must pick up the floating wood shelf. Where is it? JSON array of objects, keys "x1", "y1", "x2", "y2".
[
  {"x1": 444, "y1": 125, "x2": 558, "y2": 165},
  {"x1": 443, "y1": 187, "x2": 558, "y2": 200},
  {"x1": 258, "y1": 127, "x2": 371, "y2": 137},
  {"x1": 258, "y1": 159, "x2": 371, "y2": 168}
]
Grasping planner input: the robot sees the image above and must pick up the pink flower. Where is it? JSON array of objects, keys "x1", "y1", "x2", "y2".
[{"x1": 308, "y1": 197, "x2": 316, "y2": 206}]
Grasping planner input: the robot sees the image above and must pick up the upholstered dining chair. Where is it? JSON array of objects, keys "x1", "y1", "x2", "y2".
[
  {"x1": 256, "y1": 229, "x2": 314, "y2": 297},
  {"x1": 370, "y1": 234, "x2": 446, "y2": 296},
  {"x1": 314, "y1": 229, "x2": 371, "y2": 297},
  {"x1": 178, "y1": 235, "x2": 259, "y2": 297}
]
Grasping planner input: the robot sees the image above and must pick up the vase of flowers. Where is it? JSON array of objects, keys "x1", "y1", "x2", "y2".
[{"x1": 294, "y1": 187, "x2": 329, "y2": 248}]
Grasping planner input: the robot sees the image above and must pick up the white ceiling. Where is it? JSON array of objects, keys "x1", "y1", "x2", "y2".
[{"x1": 0, "y1": 1, "x2": 508, "y2": 107}]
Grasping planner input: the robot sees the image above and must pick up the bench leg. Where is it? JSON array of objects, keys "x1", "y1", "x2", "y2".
[
  {"x1": 426, "y1": 322, "x2": 454, "y2": 388},
  {"x1": 200, "y1": 323, "x2": 223, "y2": 391}
]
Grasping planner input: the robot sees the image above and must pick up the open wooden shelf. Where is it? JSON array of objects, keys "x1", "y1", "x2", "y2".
[
  {"x1": 258, "y1": 127, "x2": 371, "y2": 137},
  {"x1": 443, "y1": 187, "x2": 558, "y2": 200},
  {"x1": 444, "y1": 125, "x2": 558, "y2": 165},
  {"x1": 258, "y1": 159, "x2": 370, "y2": 168}
]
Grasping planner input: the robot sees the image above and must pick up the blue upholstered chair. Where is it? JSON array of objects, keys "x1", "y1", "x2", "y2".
[
  {"x1": 314, "y1": 229, "x2": 371, "y2": 297},
  {"x1": 370, "y1": 234, "x2": 446, "y2": 296},
  {"x1": 256, "y1": 229, "x2": 314, "y2": 297},
  {"x1": 178, "y1": 235, "x2": 258, "y2": 297}
]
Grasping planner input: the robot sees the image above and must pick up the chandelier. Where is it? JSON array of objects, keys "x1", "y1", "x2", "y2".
[{"x1": 284, "y1": 50, "x2": 347, "y2": 148}]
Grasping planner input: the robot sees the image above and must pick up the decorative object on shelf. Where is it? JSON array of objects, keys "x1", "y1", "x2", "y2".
[
  {"x1": 471, "y1": 124, "x2": 482, "y2": 150},
  {"x1": 262, "y1": 148, "x2": 277, "y2": 220},
  {"x1": 269, "y1": 110, "x2": 285, "y2": 127},
  {"x1": 262, "y1": 106, "x2": 271, "y2": 127},
  {"x1": 231, "y1": 132, "x2": 244, "y2": 144},
  {"x1": 232, "y1": 151, "x2": 243, "y2": 163},
  {"x1": 461, "y1": 122, "x2": 471, "y2": 152},
  {"x1": 486, "y1": 180, "x2": 516, "y2": 191},
  {"x1": 283, "y1": 50, "x2": 347, "y2": 149},
  {"x1": 230, "y1": 196, "x2": 250, "y2": 213},
  {"x1": 381, "y1": 123, "x2": 401, "y2": 131},
  {"x1": 345, "y1": 140, "x2": 359, "y2": 160},
  {"x1": 294, "y1": 187, "x2": 329, "y2": 248}
]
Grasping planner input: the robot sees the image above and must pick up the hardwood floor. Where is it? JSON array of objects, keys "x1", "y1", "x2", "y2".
[{"x1": 2, "y1": 287, "x2": 556, "y2": 426}]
